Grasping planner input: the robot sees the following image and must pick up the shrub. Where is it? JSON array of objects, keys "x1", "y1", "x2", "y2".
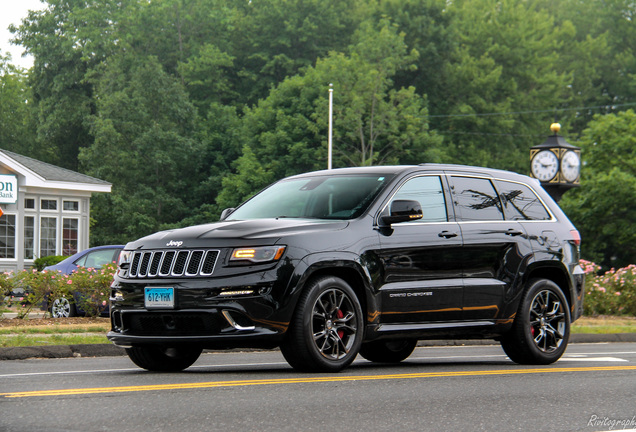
[
  {"x1": 0, "y1": 272, "x2": 19, "y2": 311},
  {"x1": 33, "y1": 255, "x2": 67, "y2": 271},
  {"x1": 65, "y1": 262, "x2": 117, "y2": 317},
  {"x1": 582, "y1": 259, "x2": 636, "y2": 316}
]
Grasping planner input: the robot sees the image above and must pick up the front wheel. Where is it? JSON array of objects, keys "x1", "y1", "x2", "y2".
[
  {"x1": 280, "y1": 276, "x2": 363, "y2": 372},
  {"x1": 50, "y1": 297, "x2": 77, "y2": 318},
  {"x1": 125, "y1": 346, "x2": 203, "y2": 372},
  {"x1": 501, "y1": 279, "x2": 570, "y2": 365},
  {"x1": 359, "y1": 339, "x2": 417, "y2": 363}
]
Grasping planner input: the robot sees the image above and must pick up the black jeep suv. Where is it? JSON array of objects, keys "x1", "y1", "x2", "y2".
[{"x1": 108, "y1": 164, "x2": 584, "y2": 372}]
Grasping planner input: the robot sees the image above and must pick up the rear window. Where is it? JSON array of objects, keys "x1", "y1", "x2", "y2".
[
  {"x1": 496, "y1": 180, "x2": 551, "y2": 221},
  {"x1": 450, "y1": 176, "x2": 504, "y2": 221}
]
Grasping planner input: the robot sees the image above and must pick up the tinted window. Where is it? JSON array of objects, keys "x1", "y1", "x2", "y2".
[
  {"x1": 228, "y1": 175, "x2": 393, "y2": 220},
  {"x1": 497, "y1": 181, "x2": 551, "y2": 221},
  {"x1": 391, "y1": 176, "x2": 447, "y2": 222},
  {"x1": 451, "y1": 176, "x2": 504, "y2": 221}
]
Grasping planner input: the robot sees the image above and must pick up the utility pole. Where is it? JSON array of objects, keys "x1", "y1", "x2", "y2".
[{"x1": 328, "y1": 83, "x2": 333, "y2": 170}]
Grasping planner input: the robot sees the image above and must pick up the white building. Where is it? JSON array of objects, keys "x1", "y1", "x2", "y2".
[{"x1": 0, "y1": 149, "x2": 112, "y2": 271}]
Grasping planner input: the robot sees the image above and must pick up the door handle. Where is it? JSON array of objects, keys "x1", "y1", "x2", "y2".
[
  {"x1": 505, "y1": 229, "x2": 524, "y2": 236},
  {"x1": 438, "y1": 231, "x2": 458, "y2": 239}
]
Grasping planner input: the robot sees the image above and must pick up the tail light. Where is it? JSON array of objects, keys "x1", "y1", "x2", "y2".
[{"x1": 570, "y1": 229, "x2": 581, "y2": 246}]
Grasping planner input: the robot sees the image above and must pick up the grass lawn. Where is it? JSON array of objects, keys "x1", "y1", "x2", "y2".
[{"x1": 571, "y1": 316, "x2": 636, "y2": 334}]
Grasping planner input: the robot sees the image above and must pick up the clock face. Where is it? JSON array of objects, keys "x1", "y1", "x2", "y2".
[
  {"x1": 561, "y1": 150, "x2": 580, "y2": 182},
  {"x1": 531, "y1": 150, "x2": 559, "y2": 182}
]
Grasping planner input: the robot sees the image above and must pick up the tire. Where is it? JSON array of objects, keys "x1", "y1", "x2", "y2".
[
  {"x1": 501, "y1": 279, "x2": 570, "y2": 365},
  {"x1": 125, "y1": 346, "x2": 203, "y2": 372},
  {"x1": 280, "y1": 276, "x2": 364, "y2": 372},
  {"x1": 359, "y1": 339, "x2": 417, "y2": 363},
  {"x1": 50, "y1": 297, "x2": 77, "y2": 318}
]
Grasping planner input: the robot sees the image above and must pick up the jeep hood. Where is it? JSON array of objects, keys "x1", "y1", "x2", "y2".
[{"x1": 125, "y1": 218, "x2": 350, "y2": 250}]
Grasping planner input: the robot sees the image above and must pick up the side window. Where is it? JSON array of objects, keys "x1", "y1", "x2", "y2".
[
  {"x1": 497, "y1": 181, "x2": 551, "y2": 221},
  {"x1": 392, "y1": 176, "x2": 448, "y2": 223},
  {"x1": 75, "y1": 249, "x2": 120, "y2": 269},
  {"x1": 451, "y1": 176, "x2": 504, "y2": 221}
]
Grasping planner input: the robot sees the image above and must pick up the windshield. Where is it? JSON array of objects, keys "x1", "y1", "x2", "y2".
[{"x1": 227, "y1": 174, "x2": 393, "y2": 220}]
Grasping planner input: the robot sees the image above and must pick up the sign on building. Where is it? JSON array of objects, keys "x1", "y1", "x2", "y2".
[{"x1": 0, "y1": 175, "x2": 18, "y2": 204}]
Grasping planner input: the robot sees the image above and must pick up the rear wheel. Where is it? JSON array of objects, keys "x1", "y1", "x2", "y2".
[
  {"x1": 50, "y1": 297, "x2": 77, "y2": 318},
  {"x1": 359, "y1": 339, "x2": 417, "y2": 363},
  {"x1": 281, "y1": 276, "x2": 363, "y2": 372},
  {"x1": 125, "y1": 346, "x2": 202, "y2": 372},
  {"x1": 501, "y1": 279, "x2": 570, "y2": 365}
]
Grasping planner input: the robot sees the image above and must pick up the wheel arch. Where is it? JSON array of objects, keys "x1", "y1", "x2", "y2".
[
  {"x1": 291, "y1": 254, "x2": 377, "y2": 327},
  {"x1": 524, "y1": 264, "x2": 573, "y2": 312}
]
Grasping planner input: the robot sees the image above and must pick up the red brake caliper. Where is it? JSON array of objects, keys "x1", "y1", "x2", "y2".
[{"x1": 337, "y1": 309, "x2": 344, "y2": 339}]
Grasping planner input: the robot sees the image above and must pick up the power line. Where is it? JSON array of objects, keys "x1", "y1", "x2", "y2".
[{"x1": 426, "y1": 102, "x2": 636, "y2": 119}]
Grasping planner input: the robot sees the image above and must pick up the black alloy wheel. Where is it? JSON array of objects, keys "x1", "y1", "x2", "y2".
[
  {"x1": 501, "y1": 278, "x2": 570, "y2": 365},
  {"x1": 281, "y1": 276, "x2": 363, "y2": 372}
]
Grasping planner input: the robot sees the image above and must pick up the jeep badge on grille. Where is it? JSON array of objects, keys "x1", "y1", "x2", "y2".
[{"x1": 166, "y1": 240, "x2": 183, "y2": 247}]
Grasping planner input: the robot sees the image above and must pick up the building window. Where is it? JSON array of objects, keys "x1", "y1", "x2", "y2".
[
  {"x1": 41, "y1": 199, "x2": 57, "y2": 210},
  {"x1": 62, "y1": 218, "x2": 78, "y2": 256},
  {"x1": 24, "y1": 216, "x2": 35, "y2": 259},
  {"x1": 63, "y1": 200, "x2": 79, "y2": 212},
  {"x1": 24, "y1": 198, "x2": 35, "y2": 209},
  {"x1": 0, "y1": 214, "x2": 16, "y2": 259},
  {"x1": 40, "y1": 217, "x2": 57, "y2": 257}
]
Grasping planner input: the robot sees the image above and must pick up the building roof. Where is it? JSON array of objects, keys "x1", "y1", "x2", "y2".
[{"x1": 0, "y1": 149, "x2": 112, "y2": 193}]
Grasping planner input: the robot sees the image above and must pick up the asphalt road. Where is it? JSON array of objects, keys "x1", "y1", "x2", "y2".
[{"x1": 1, "y1": 343, "x2": 635, "y2": 432}]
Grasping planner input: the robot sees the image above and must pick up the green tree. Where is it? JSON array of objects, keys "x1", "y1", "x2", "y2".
[
  {"x1": 228, "y1": 0, "x2": 362, "y2": 105},
  {"x1": 79, "y1": 55, "x2": 202, "y2": 244},
  {"x1": 372, "y1": 0, "x2": 456, "y2": 115},
  {"x1": 220, "y1": 20, "x2": 443, "y2": 208},
  {"x1": 10, "y1": 0, "x2": 132, "y2": 169},
  {"x1": 436, "y1": 0, "x2": 575, "y2": 172},
  {"x1": 0, "y1": 52, "x2": 36, "y2": 153},
  {"x1": 560, "y1": 110, "x2": 636, "y2": 268}
]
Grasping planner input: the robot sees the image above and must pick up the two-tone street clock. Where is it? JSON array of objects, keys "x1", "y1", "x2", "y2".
[
  {"x1": 530, "y1": 123, "x2": 581, "y2": 202},
  {"x1": 531, "y1": 149, "x2": 559, "y2": 181}
]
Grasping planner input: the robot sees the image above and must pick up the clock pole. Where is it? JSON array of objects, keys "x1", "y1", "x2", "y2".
[{"x1": 530, "y1": 123, "x2": 581, "y2": 202}]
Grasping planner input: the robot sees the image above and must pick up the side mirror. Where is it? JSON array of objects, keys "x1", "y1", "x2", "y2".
[
  {"x1": 220, "y1": 208, "x2": 235, "y2": 221},
  {"x1": 380, "y1": 200, "x2": 423, "y2": 226}
]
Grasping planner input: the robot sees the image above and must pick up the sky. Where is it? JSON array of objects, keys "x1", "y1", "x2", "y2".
[{"x1": 1, "y1": 0, "x2": 45, "y2": 69}]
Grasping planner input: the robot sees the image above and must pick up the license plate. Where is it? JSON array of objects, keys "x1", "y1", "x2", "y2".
[{"x1": 144, "y1": 287, "x2": 175, "y2": 309}]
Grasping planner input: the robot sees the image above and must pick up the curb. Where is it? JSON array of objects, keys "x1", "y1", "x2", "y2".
[
  {"x1": 1, "y1": 334, "x2": 635, "y2": 361},
  {"x1": 0, "y1": 344, "x2": 125, "y2": 361}
]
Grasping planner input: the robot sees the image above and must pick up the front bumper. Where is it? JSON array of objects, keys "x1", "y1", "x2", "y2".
[{"x1": 107, "y1": 268, "x2": 295, "y2": 349}]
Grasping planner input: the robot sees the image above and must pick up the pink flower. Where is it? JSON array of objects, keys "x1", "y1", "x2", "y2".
[
  {"x1": 599, "y1": 286, "x2": 606, "y2": 293},
  {"x1": 67, "y1": 280, "x2": 72, "y2": 285},
  {"x1": 616, "y1": 292, "x2": 621, "y2": 296}
]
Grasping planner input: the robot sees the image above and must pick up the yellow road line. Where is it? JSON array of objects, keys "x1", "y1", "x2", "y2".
[{"x1": 2, "y1": 365, "x2": 635, "y2": 398}]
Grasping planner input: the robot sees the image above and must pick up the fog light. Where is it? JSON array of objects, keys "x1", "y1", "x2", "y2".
[{"x1": 219, "y1": 290, "x2": 254, "y2": 296}]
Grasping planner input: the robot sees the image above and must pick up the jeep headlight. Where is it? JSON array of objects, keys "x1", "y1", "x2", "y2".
[
  {"x1": 118, "y1": 250, "x2": 132, "y2": 267},
  {"x1": 230, "y1": 246, "x2": 286, "y2": 264}
]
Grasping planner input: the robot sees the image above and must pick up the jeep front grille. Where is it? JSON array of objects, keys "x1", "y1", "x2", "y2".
[{"x1": 129, "y1": 250, "x2": 219, "y2": 278}]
